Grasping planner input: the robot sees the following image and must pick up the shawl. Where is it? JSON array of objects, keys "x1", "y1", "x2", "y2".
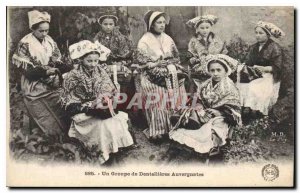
[
  {"x1": 12, "y1": 33, "x2": 62, "y2": 99},
  {"x1": 12, "y1": 33, "x2": 61, "y2": 70},
  {"x1": 188, "y1": 33, "x2": 227, "y2": 58},
  {"x1": 93, "y1": 28, "x2": 133, "y2": 61},
  {"x1": 135, "y1": 32, "x2": 185, "y2": 90},
  {"x1": 199, "y1": 77, "x2": 241, "y2": 125},
  {"x1": 61, "y1": 64, "x2": 117, "y2": 108}
]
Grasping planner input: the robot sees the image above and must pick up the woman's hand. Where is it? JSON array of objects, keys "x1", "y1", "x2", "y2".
[
  {"x1": 92, "y1": 96, "x2": 112, "y2": 110},
  {"x1": 206, "y1": 108, "x2": 222, "y2": 117},
  {"x1": 253, "y1": 65, "x2": 268, "y2": 73},
  {"x1": 256, "y1": 65, "x2": 272, "y2": 73}
]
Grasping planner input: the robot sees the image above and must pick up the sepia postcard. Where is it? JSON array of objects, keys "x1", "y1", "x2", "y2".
[{"x1": 6, "y1": 6, "x2": 295, "y2": 187}]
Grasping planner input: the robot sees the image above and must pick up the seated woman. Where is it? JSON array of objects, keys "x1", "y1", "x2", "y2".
[
  {"x1": 134, "y1": 10, "x2": 188, "y2": 141},
  {"x1": 93, "y1": 14, "x2": 134, "y2": 94},
  {"x1": 12, "y1": 10, "x2": 71, "y2": 137},
  {"x1": 170, "y1": 54, "x2": 240, "y2": 155},
  {"x1": 61, "y1": 40, "x2": 134, "y2": 164},
  {"x1": 236, "y1": 21, "x2": 284, "y2": 119},
  {"x1": 186, "y1": 15, "x2": 227, "y2": 90}
]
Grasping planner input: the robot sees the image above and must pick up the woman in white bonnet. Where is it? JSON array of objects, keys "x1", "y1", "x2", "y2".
[
  {"x1": 61, "y1": 40, "x2": 134, "y2": 164},
  {"x1": 134, "y1": 10, "x2": 188, "y2": 142},
  {"x1": 12, "y1": 10, "x2": 71, "y2": 136},
  {"x1": 170, "y1": 54, "x2": 241, "y2": 156},
  {"x1": 237, "y1": 21, "x2": 285, "y2": 120}
]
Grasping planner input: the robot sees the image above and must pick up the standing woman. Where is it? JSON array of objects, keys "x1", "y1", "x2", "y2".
[
  {"x1": 237, "y1": 21, "x2": 284, "y2": 117},
  {"x1": 93, "y1": 14, "x2": 134, "y2": 94},
  {"x1": 61, "y1": 40, "x2": 134, "y2": 164},
  {"x1": 134, "y1": 10, "x2": 188, "y2": 141},
  {"x1": 186, "y1": 15, "x2": 227, "y2": 88},
  {"x1": 12, "y1": 10, "x2": 70, "y2": 136}
]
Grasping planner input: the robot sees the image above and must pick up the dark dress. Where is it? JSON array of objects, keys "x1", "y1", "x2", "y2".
[{"x1": 245, "y1": 38, "x2": 283, "y2": 82}]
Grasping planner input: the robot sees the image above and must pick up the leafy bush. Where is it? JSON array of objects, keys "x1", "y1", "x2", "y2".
[
  {"x1": 226, "y1": 34, "x2": 250, "y2": 63},
  {"x1": 223, "y1": 117, "x2": 276, "y2": 164},
  {"x1": 10, "y1": 125, "x2": 103, "y2": 164}
]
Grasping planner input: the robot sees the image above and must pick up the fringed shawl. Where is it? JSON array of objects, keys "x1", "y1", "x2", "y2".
[{"x1": 199, "y1": 77, "x2": 241, "y2": 126}]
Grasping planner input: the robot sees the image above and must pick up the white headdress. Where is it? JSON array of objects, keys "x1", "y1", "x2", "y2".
[
  {"x1": 186, "y1": 15, "x2": 218, "y2": 28},
  {"x1": 69, "y1": 40, "x2": 111, "y2": 61},
  {"x1": 204, "y1": 54, "x2": 239, "y2": 75},
  {"x1": 256, "y1": 21, "x2": 285, "y2": 38},
  {"x1": 28, "y1": 10, "x2": 51, "y2": 29}
]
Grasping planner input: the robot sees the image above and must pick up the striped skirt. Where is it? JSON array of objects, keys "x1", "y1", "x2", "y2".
[{"x1": 138, "y1": 74, "x2": 187, "y2": 137}]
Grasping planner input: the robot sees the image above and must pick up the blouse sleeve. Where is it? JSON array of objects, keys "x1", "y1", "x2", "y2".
[
  {"x1": 24, "y1": 65, "x2": 48, "y2": 81},
  {"x1": 245, "y1": 45, "x2": 255, "y2": 66},
  {"x1": 270, "y1": 44, "x2": 283, "y2": 82},
  {"x1": 133, "y1": 42, "x2": 154, "y2": 68},
  {"x1": 49, "y1": 38, "x2": 74, "y2": 74}
]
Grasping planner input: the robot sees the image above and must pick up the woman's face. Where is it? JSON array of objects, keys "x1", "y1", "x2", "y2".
[
  {"x1": 196, "y1": 22, "x2": 212, "y2": 38},
  {"x1": 82, "y1": 53, "x2": 100, "y2": 69},
  {"x1": 152, "y1": 16, "x2": 166, "y2": 34},
  {"x1": 101, "y1": 18, "x2": 115, "y2": 34},
  {"x1": 209, "y1": 62, "x2": 227, "y2": 82},
  {"x1": 32, "y1": 22, "x2": 50, "y2": 40},
  {"x1": 255, "y1": 27, "x2": 269, "y2": 43}
]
